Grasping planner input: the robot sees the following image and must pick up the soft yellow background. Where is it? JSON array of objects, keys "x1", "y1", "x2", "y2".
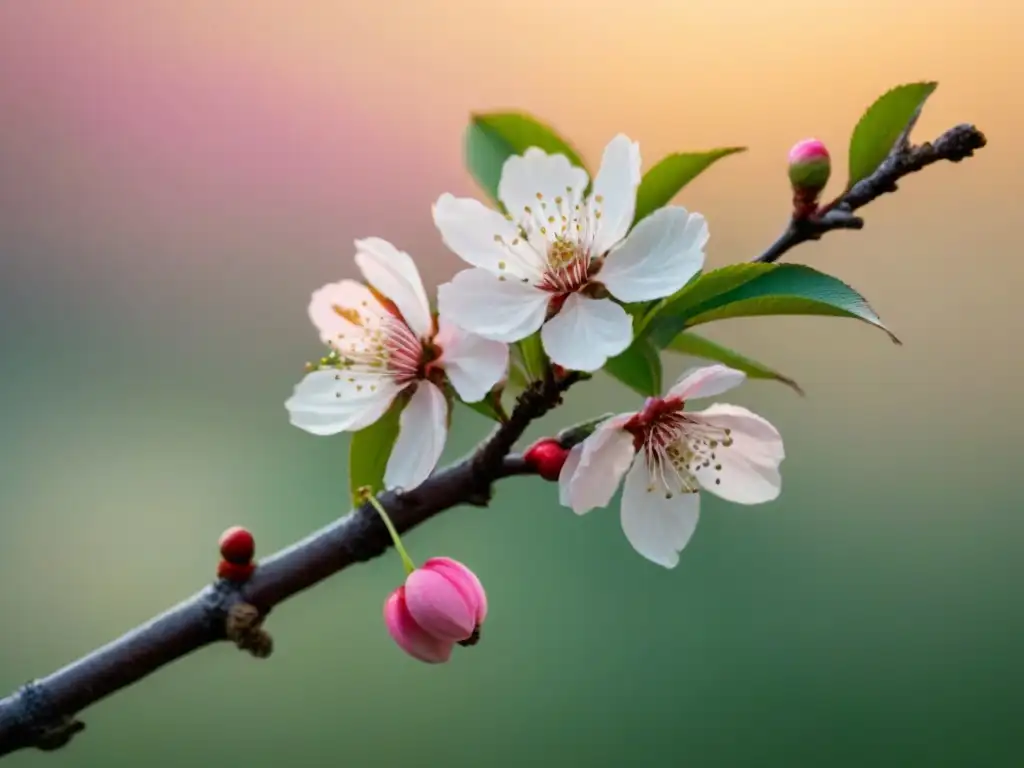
[{"x1": 1, "y1": 2, "x2": 1021, "y2": 766}]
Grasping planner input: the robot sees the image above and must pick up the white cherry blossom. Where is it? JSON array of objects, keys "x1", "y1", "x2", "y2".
[
  {"x1": 433, "y1": 134, "x2": 708, "y2": 373},
  {"x1": 558, "y1": 365, "x2": 785, "y2": 568},
  {"x1": 285, "y1": 238, "x2": 509, "y2": 492}
]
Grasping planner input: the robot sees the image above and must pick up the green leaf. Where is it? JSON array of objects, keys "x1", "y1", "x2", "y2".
[
  {"x1": 665, "y1": 331, "x2": 804, "y2": 395},
  {"x1": 604, "y1": 336, "x2": 663, "y2": 396},
  {"x1": 847, "y1": 81, "x2": 938, "y2": 187},
  {"x1": 516, "y1": 332, "x2": 548, "y2": 381},
  {"x1": 465, "y1": 112, "x2": 588, "y2": 207},
  {"x1": 457, "y1": 388, "x2": 507, "y2": 423},
  {"x1": 647, "y1": 263, "x2": 899, "y2": 348},
  {"x1": 348, "y1": 395, "x2": 405, "y2": 506},
  {"x1": 633, "y1": 148, "x2": 746, "y2": 225},
  {"x1": 556, "y1": 412, "x2": 616, "y2": 448}
]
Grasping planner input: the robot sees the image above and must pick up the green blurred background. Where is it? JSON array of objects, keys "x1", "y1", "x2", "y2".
[{"x1": 1, "y1": 1, "x2": 1021, "y2": 766}]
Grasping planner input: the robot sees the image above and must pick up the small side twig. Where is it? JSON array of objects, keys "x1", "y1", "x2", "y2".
[{"x1": 755, "y1": 123, "x2": 987, "y2": 264}]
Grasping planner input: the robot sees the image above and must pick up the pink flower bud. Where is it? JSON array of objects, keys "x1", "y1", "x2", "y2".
[
  {"x1": 404, "y1": 557, "x2": 487, "y2": 642},
  {"x1": 523, "y1": 438, "x2": 571, "y2": 482},
  {"x1": 787, "y1": 138, "x2": 831, "y2": 194},
  {"x1": 384, "y1": 586, "x2": 454, "y2": 664},
  {"x1": 383, "y1": 557, "x2": 488, "y2": 663}
]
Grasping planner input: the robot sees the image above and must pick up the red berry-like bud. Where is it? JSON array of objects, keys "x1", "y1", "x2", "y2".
[
  {"x1": 217, "y1": 559, "x2": 256, "y2": 582},
  {"x1": 523, "y1": 438, "x2": 571, "y2": 482},
  {"x1": 219, "y1": 526, "x2": 255, "y2": 565}
]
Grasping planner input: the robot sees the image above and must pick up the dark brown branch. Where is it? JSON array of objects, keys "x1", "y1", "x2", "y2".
[
  {"x1": 0, "y1": 120, "x2": 986, "y2": 761},
  {"x1": 0, "y1": 372, "x2": 578, "y2": 759},
  {"x1": 755, "y1": 123, "x2": 987, "y2": 264}
]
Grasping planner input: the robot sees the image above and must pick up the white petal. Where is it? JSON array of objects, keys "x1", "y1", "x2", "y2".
[
  {"x1": 565, "y1": 418, "x2": 636, "y2": 514},
  {"x1": 589, "y1": 134, "x2": 642, "y2": 256},
  {"x1": 620, "y1": 458, "x2": 700, "y2": 568},
  {"x1": 384, "y1": 381, "x2": 449, "y2": 492},
  {"x1": 498, "y1": 147, "x2": 590, "y2": 226},
  {"x1": 437, "y1": 268, "x2": 549, "y2": 343},
  {"x1": 540, "y1": 294, "x2": 632, "y2": 372},
  {"x1": 353, "y1": 237, "x2": 433, "y2": 339},
  {"x1": 557, "y1": 443, "x2": 584, "y2": 508},
  {"x1": 432, "y1": 193, "x2": 545, "y2": 280},
  {"x1": 285, "y1": 369, "x2": 400, "y2": 435},
  {"x1": 668, "y1": 364, "x2": 747, "y2": 400},
  {"x1": 600, "y1": 207, "x2": 707, "y2": 303},
  {"x1": 689, "y1": 403, "x2": 785, "y2": 504},
  {"x1": 307, "y1": 280, "x2": 387, "y2": 348},
  {"x1": 434, "y1": 316, "x2": 509, "y2": 403}
]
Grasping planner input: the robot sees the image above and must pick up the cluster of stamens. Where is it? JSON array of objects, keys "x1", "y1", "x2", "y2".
[
  {"x1": 327, "y1": 300, "x2": 426, "y2": 393},
  {"x1": 491, "y1": 185, "x2": 607, "y2": 297},
  {"x1": 624, "y1": 397, "x2": 735, "y2": 499}
]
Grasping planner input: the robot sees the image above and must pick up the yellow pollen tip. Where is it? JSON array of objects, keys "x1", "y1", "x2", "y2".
[{"x1": 332, "y1": 305, "x2": 363, "y2": 326}]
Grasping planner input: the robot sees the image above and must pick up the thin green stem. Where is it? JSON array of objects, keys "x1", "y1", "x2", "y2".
[{"x1": 362, "y1": 491, "x2": 416, "y2": 575}]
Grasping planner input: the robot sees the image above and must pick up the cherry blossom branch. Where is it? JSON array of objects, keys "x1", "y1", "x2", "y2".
[
  {"x1": 755, "y1": 123, "x2": 986, "y2": 264},
  {"x1": 0, "y1": 371, "x2": 579, "y2": 759},
  {"x1": 0, "y1": 120, "x2": 987, "y2": 761}
]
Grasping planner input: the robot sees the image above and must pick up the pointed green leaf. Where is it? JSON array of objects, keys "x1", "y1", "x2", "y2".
[
  {"x1": 516, "y1": 332, "x2": 548, "y2": 381},
  {"x1": 847, "y1": 81, "x2": 938, "y2": 188},
  {"x1": 665, "y1": 331, "x2": 803, "y2": 395},
  {"x1": 633, "y1": 148, "x2": 746, "y2": 225},
  {"x1": 457, "y1": 388, "x2": 508, "y2": 423},
  {"x1": 465, "y1": 112, "x2": 588, "y2": 207},
  {"x1": 348, "y1": 395, "x2": 405, "y2": 506},
  {"x1": 646, "y1": 263, "x2": 899, "y2": 348},
  {"x1": 604, "y1": 336, "x2": 663, "y2": 396},
  {"x1": 556, "y1": 412, "x2": 617, "y2": 448}
]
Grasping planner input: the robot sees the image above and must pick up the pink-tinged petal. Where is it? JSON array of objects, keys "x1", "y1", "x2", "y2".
[
  {"x1": 689, "y1": 403, "x2": 785, "y2": 504},
  {"x1": 432, "y1": 193, "x2": 545, "y2": 280},
  {"x1": 589, "y1": 134, "x2": 642, "y2": 256},
  {"x1": 384, "y1": 381, "x2": 448, "y2": 492},
  {"x1": 566, "y1": 417, "x2": 636, "y2": 515},
  {"x1": 540, "y1": 294, "x2": 632, "y2": 372},
  {"x1": 422, "y1": 557, "x2": 488, "y2": 625},
  {"x1": 384, "y1": 587, "x2": 454, "y2": 664},
  {"x1": 668, "y1": 364, "x2": 747, "y2": 401},
  {"x1": 285, "y1": 370, "x2": 401, "y2": 435},
  {"x1": 307, "y1": 280, "x2": 387, "y2": 348},
  {"x1": 600, "y1": 206, "x2": 707, "y2": 303},
  {"x1": 434, "y1": 316, "x2": 509, "y2": 403},
  {"x1": 498, "y1": 147, "x2": 590, "y2": 229},
  {"x1": 353, "y1": 237, "x2": 433, "y2": 339},
  {"x1": 620, "y1": 459, "x2": 700, "y2": 568},
  {"x1": 558, "y1": 443, "x2": 584, "y2": 508},
  {"x1": 437, "y1": 268, "x2": 549, "y2": 343},
  {"x1": 405, "y1": 567, "x2": 476, "y2": 642}
]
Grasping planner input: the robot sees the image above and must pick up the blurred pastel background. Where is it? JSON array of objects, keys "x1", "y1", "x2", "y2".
[{"x1": 1, "y1": 1, "x2": 1021, "y2": 766}]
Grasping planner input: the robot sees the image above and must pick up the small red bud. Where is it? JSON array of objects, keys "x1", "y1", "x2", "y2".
[
  {"x1": 217, "y1": 560, "x2": 256, "y2": 582},
  {"x1": 219, "y1": 526, "x2": 255, "y2": 565},
  {"x1": 523, "y1": 438, "x2": 571, "y2": 482},
  {"x1": 787, "y1": 138, "x2": 832, "y2": 218}
]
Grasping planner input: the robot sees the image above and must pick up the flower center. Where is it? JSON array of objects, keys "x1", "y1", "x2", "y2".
[
  {"x1": 330, "y1": 301, "x2": 426, "y2": 387},
  {"x1": 537, "y1": 236, "x2": 592, "y2": 295},
  {"x1": 502, "y1": 187, "x2": 608, "y2": 298},
  {"x1": 624, "y1": 397, "x2": 735, "y2": 498}
]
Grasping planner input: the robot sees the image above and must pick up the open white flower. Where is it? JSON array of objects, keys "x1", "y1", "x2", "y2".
[
  {"x1": 433, "y1": 134, "x2": 708, "y2": 372},
  {"x1": 285, "y1": 238, "x2": 509, "y2": 492},
  {"x1": 558, "y1": 365, "x2": 785, "y2": 568}
]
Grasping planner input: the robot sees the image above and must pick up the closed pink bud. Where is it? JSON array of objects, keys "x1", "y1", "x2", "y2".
[
  {"x1": 404, "y1": 557, "x2": 487, "y2": 643},
  {"x1": 384, "y1": 586, "x2": 454, "y2": 664},
  {"x1": 787, "y1": 138, "x2": 831, "y2": 193}
]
